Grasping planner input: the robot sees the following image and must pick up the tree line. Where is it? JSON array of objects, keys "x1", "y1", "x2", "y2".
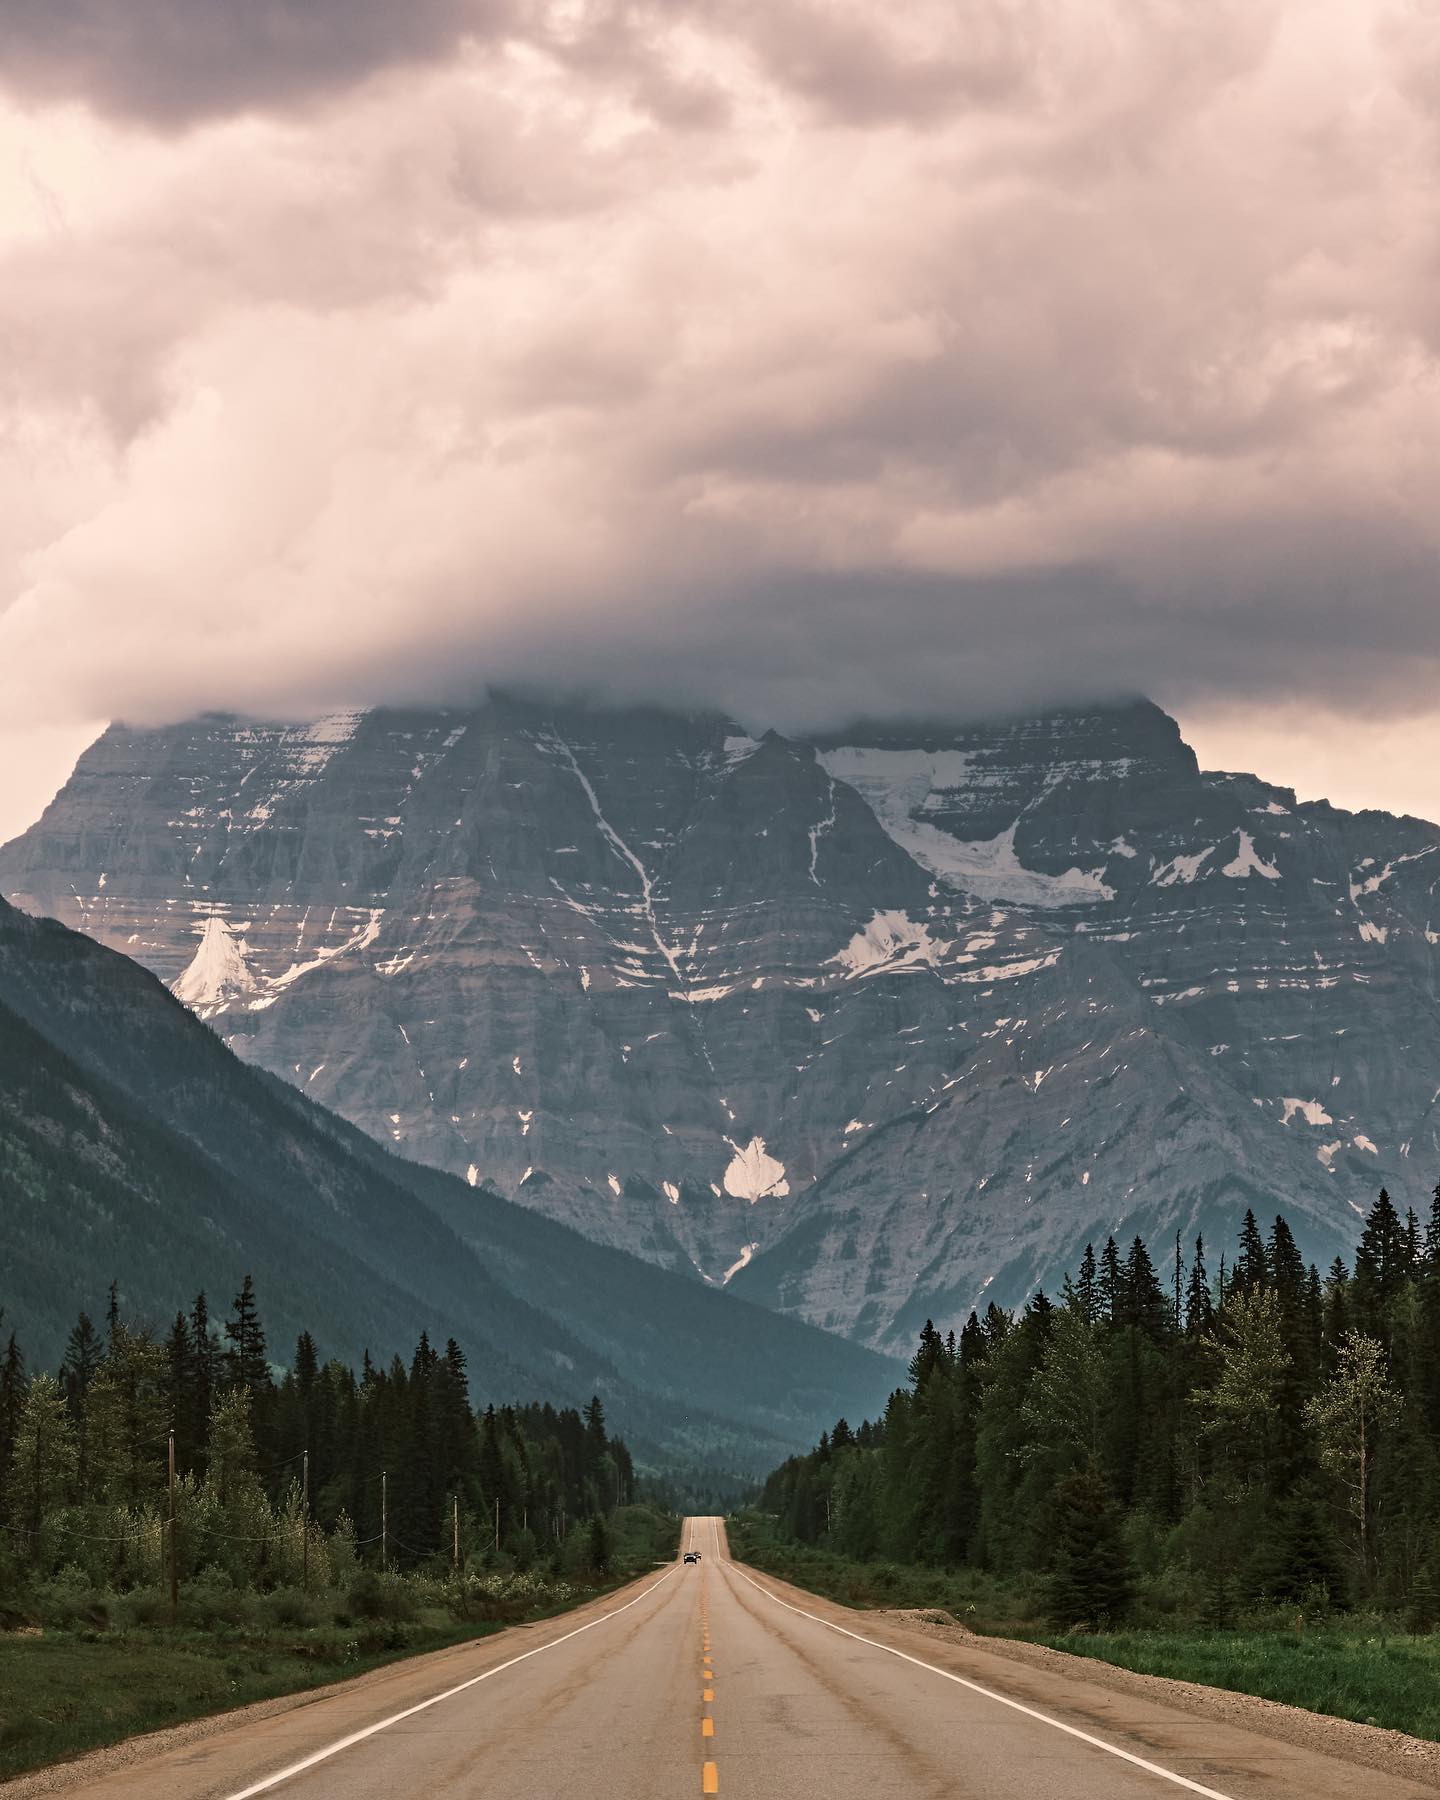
[
  {"x1": 760, "y1": 1190, "x2": 1440, "y2": 1629},
  {"x1": 0, "y1": 1275, "x2": 636, "y2": 1590}
]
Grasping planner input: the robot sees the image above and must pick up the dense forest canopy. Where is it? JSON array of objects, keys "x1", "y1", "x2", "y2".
[
  {"x1": 760, "y1": 1190, "x2": 1440, "y2": 1629},
  {"x1": 0, "y1": 1275, "x2": 636, "y2": 1590}
]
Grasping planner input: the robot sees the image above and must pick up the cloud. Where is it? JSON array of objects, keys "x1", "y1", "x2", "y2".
[
  {"x1": 0, "y1": 0, "x2": 511, "y2": 128},
  {"x1": 0, "y1": 0, "x2": 1438, "y2": 819}
]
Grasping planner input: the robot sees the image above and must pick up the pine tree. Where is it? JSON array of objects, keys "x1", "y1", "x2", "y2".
[
  {"x1": 908, "y1": 1319, "x2": 947, "y2": 1386},
  {"x1": 1236, "y1": 1210, "x2": 1268, "y2": 1296},
  {"x1": 59, "y1": 1312, "x2": 102, "y2": 1488},
  {"x1": 1353, "y1": 1190, "x2": 1408, "y2": 1339},
  {"x1": 1184, "y1": 1236, "x2": 1213, "y2": 1336},
  {"x1": 0, "y1": 1333, "x2": 26, "y2": 1526},
  {"x1": 1076, "y1": 1244, "x2": 1098, "y2": 1325},
  {"x1": 225, "y1": 1275, "x2": 271, "y2": 1393},
  {"x1": 588, "y1": 1512, "x2": 611, "y2": 1574},
  {"x1": 1119, "y1": 1237, "x2": 1170, "y2": 1340},
  {"x1": 1425, "y1": 1185, "x2": 1440, "y2": 1272},
  {"x1": 1098, "y1": 1238, "x2": 1121, "y2": 1324},
  {"x1": 1045, "y1": 1469, "x2": 1133, "y2": 1629},
  {"x1": 164, "y1": 1310, "x2": 197, "y2": 1467}
]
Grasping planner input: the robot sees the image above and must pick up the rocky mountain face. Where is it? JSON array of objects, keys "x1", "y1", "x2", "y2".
[
  {"x1": 5, "y1": 696, "x2": 1437, "y2": 1352},
  {"x1": 0, "y1": 890, "x2": 899, "y2": 1472}
]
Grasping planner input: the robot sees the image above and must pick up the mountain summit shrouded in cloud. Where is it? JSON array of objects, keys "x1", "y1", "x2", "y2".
[{"x1": 1, "y1": 0, "x2": 1439, "y2": 824}]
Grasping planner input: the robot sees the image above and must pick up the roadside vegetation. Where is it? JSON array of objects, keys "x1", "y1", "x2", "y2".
[
  {"x1": 0, "y1": 1275, "x2": 678, "y2": 1779},
  {"x1": 741, "y1": 1188, "x2": 1440, "y2": 1742}
]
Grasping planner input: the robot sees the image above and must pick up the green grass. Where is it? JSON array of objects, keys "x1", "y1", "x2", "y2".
[
  {"x1": 725, "y1": 1518, "x2": 1039, "y2": 1635},
  {"x1": 1037, "y1": 1628, "x2": 1440, "y2": 1741},
  {"x1": 0, "y1": 1613, "x2": 502, "y2": 1782}
]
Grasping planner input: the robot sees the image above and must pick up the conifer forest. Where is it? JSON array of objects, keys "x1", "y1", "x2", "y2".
[
  {"x1": 0, "y1": 1275, "x2": 642, "y2": 1596},
  {"x1": 758, "y1": 1190, "x2": 1440, "y2": 1630}
]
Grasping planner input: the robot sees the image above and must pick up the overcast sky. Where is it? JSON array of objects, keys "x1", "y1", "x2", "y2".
[{"x1": 2, "y1": 0, "x2": 1438, "y2": 844}]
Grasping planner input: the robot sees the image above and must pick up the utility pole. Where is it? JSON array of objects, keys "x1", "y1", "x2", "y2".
[
  {"x1": 381, "y1": 1469, "x2": 388, "y2": 1571},
  {"x1": 168, "y1": 1430, "x2": 178, "y2": 1626},
  {"x1": 452, "y1": 1495, "x2": 460, "y2": 1573},
  {"x1": 302, "y1": 1450, "x2": 310, "y2": 1593},
  {"x1": 32, "y1": 1416, "x2": 42, "y2": 1565},
  {"x1": 494, "y1": 1496, "x2": 500, "y2": 1555}
]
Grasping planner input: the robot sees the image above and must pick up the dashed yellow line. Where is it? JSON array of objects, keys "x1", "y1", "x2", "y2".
[{"x1": 700, "y1": 1555, "x2": 717, "y2": 1793}]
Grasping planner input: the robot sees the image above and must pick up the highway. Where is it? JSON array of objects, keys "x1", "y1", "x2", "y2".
[{"x1": 32, "y1": 1518, "x2": 1433, "y2": 1799}]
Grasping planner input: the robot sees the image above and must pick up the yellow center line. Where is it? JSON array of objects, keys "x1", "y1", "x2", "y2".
[
  {"x1": 702, "y1": 1718, "x2": 714, "y2": 1738},
  {"x1": 702, "y1": 1761, "x2": 719, "y2": 1794},
  {"x1": 703, "y1": 1687, "x2": 714, "y2": 1701}
]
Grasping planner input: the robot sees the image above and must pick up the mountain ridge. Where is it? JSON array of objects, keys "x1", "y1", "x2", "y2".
[
  {"x1": 4, "y1": 693, "x2": 1436, "y2": 1349},
  {"x1": 0, "y1": 891, "x2": 901, "y2": 1472}
]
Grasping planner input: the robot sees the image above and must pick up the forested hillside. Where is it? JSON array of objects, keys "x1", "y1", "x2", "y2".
[
  {"x1": 0, "y1": 891, "x2": 899, "y2": 1474},
  {"x1": 759, "y1": 1190, "x2": 1440, "y2": 1627},
  {"x1": 0, "y1": 1274, "x2": 642, "y2": 1584}
]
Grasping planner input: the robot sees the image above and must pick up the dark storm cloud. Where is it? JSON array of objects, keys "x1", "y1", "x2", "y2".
[
  {"x1": 0, "y1": 0, "x2": 511, "y2": 127},
  {"x1": 1, "y1": 0, "x2": 1439, "y2": 827}
]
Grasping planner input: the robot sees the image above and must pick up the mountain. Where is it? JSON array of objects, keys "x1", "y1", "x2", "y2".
[
  {"x1": 0, "y1": 892, "x2": 900, "y2": 1471},
  {"x1": 5, "y1": 695, "x2": 1437, "y2": 1351}
]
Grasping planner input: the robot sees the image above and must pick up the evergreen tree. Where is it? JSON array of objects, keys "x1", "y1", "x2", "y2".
[
  {"x1": 60, "y1": 1312, "x2": 103, "y2": 1490},
  {"x1": 1353, "y1": 1190, "x2": 1408, "y2": 1339},
  {"x1": 1184, "y1": 1236, "x2": 1213, "y2": 1336},
  {"x1": 908, "y1": 1319, "x2": 947, "y2": 1386},
  {"x1": 164, "y1": 1317, "x2": 198, "y2": 1468},
  {"x1": 1236, "y1": 1209, "x2": 1268, "y2": 1296},
  {"x1": 1045, "y1": 1469, "x2": 1133, "y2": 1629},
  {"x1": 1076, "y1": 1244, "x2": 1098, "y2": 1325},
  {"x1": 224, "y1": 1275, "x2": 271, "y2": 1393},
  {"x1": 1119, "y1": 1237, "x2": 1170, "y2": 1340},
  {"x1": 0, "y1": 1332, "x2": 27, "y2": 1527},
  {"x1": 1425, "y1": 1185, "x2": 1440, "y2": 1272},
  {"x1": 1097, "y1": 1238, "x2": 1121, "y2": 1324},
  {"x1": 5, "y1": 1374, "x2": 78, "y2": 1556}
]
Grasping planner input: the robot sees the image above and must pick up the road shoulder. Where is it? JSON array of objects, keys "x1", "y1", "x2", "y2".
[{"x1": 728, "y1": 1560, "x2": 1440, "y2": 1798}]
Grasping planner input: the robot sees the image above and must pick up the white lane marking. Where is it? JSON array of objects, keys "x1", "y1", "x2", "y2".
[
  {"x1": 224, "y1": 1567, "x2": 677, "y2": 1799},
  {"x1": 725, "y1": 1561, "x2": 1239, "y2": 1800}
]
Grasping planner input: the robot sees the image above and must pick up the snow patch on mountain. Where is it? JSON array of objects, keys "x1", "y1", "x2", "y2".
[
  {"x1": 173, "y1": 915, "x2": 258, "y2": 1011},
  {"x1": 817, "y1": 748, "x2": 1113, "y2": 905},
  {"x1": 1153, "y1": 847, "x2": 1214, "y2": 887},
  {"x1": 831, "y1": 909, "x2": 949, "y2": 979},
  {"x1": 1281, "y1": 1097, "x2": 1333, "y2": 1127},
  {"x1": 723, "y1": 1136, "x2": 789, "y2": 1200},
  {"x1": 721, "y1": 1242, "x2": 760, "y2": 1283},
  {"x1": 1223, "y1": 831, "x2": 1281, "y2": 880}
]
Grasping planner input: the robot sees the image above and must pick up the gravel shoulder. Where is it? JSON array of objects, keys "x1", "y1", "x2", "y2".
[{"x1": 877, "y1": 1607, "x2": 1440, "y2": 1793}]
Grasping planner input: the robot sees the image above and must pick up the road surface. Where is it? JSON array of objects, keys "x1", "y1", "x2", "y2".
[{"x1": 29, "y1": 1517, "x2": 1432, "y2": 1798}]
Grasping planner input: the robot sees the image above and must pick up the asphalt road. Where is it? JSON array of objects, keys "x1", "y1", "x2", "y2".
[{"x1": 35, "y1": 1517, "x2": 1434, "y2": 1799}]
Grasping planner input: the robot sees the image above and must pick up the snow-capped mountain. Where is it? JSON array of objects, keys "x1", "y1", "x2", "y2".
[{"x1": 5, "y1": 695, "x2": 1437, "y2": 1352}]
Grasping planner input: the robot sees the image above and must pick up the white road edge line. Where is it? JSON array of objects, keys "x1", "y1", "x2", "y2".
[
  {"x1": 725, "y1": 1560, "x2": 1239, "y2": 1800},
  {"x1": 222, "y1": 1567, "x2": 677, "y2": 1800}
]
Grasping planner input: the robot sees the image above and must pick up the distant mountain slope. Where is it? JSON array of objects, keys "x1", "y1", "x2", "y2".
[
  {"x1": 4, "y1": 695, "x2": 1436, "y2": 1349},
  {"x1": 0, "y1": 895, "x2": 899, "y2": 1471}
]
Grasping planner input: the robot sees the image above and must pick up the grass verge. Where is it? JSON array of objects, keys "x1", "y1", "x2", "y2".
[
  {"x1": 1036, "y1": 1629, "x2": 1440, "y2": 1741},
  {"x1": 0, "y1": 1612, "x2": 501, "y2": 1783}
]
